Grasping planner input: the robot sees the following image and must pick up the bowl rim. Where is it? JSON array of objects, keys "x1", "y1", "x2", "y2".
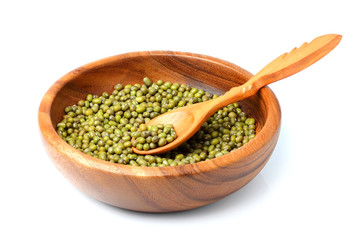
[{"x1": 38, "y1": 50, "x2": 281, "y2": 178}]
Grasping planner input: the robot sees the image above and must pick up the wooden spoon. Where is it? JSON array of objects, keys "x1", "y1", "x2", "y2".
[{"x1": 132, "y1": 34, "x2": 342, "y2": 155}]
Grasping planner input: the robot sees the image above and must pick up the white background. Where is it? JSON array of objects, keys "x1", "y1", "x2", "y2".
[{"x1": 1, "y1": 0, "x2": 359, "y2": 239}]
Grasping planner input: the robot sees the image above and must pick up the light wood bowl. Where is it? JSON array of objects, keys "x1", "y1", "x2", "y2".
[{"x1": 38, "y1": 51, "x2": 281, "y2": 212}]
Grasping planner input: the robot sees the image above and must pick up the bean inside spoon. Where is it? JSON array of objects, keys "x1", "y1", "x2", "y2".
[{"x1": 132, "y1": 34, "x2": 342, "y2": 155}]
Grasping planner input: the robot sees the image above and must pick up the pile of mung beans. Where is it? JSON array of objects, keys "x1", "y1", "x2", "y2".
[{"x1": 56, "y1": 77, "x2": 256, "y2": 167}]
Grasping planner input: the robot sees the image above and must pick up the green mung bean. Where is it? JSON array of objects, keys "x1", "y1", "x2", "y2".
[{"x1": 57, "y1": 77, "x2": 256, "y2": 167}]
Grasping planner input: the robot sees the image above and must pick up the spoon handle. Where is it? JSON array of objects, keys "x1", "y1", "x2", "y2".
[{"x1": 211, "y1": 34, "x2": 342, "y2": 110}]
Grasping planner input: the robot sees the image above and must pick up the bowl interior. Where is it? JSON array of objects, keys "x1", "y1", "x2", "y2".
[{"x1": 50, "y1": 51, "x2": 267, "y2": 134}]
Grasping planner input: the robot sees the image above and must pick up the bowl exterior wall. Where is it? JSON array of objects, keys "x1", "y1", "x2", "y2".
[{"x1": 40, "y1": 126, "x2": 279, "y2": 212}]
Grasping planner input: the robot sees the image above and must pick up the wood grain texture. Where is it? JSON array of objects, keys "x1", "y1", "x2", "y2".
[{"x1": 38, "y1": 51, "x2": 281, "y2": 212}]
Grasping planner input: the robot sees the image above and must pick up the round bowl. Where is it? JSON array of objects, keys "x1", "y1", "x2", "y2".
[{"x1": 38, "y1": 51, "x2": 281, "y2": 212}]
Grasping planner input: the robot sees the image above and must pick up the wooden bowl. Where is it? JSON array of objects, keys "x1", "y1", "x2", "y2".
[{"x1": 38, "y1": 51, "x2": 281, "y2": 212}]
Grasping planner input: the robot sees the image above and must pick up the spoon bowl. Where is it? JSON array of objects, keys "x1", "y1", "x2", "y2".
[
  {"x1": 39, "y1": 50, "x2": 281, "y2": 212},
  {"x1": 132, "y1": 101, "x2": 208, "y2": 155}
]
